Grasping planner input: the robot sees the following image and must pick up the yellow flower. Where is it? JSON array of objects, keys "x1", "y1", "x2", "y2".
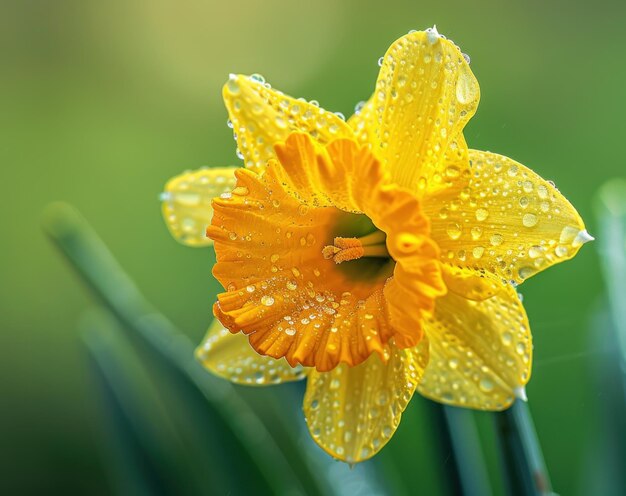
[{"x1": 162, "y1": 28, "x2": 591, "y2": 463}]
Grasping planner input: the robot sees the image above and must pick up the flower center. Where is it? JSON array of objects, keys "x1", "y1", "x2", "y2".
[{"x1": 322, "y1": 230, "x2": 389, "y2": 264}]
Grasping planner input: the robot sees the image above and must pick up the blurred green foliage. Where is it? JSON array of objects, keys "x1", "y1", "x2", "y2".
[{"x1": 2, "y1": 0, "x2": 625, "y2": 494}]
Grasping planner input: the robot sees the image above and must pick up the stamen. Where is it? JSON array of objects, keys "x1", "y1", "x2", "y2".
[{"x1": 322, "y1": 232, "x2": 389, "y2": 264}]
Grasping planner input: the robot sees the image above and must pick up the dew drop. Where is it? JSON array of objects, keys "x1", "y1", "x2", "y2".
[
  {"x1": 555, "y1": 245, "x2": 568, "y2": 257},
  {"x1": 275, "y1": 116, "x2": 287, "y2": 129},
  {"x1": 446, "y1": 223, "x2": 462, "y2": 240},
  {"x1": 472, "y1": 246, "x2": 485, "y2": 259},
  {"x1": 226, "y1": 74, "x2": 240, "y2": 94},
  {"x1": 261, "y1": 295, "x2": 275, "y2": 306},
  {"x1": 475, "y1": 208, "x2": 489, "y2": 221},
  {"x1": 479, "y1": 378, "x2": 494, "y2": 392},
  {"x1": 249, "y1": 73, "x2": 265, "y2": 83},
  {"x1": 522, "y1": 213, "x2": 538, "y2": 228},
  {"x1": 455, "y1": 65, "x2": 479, "y2": 104},
  {"x1": 528, "y1": 246, "x2": 543, "y2": 259},
  {"x1": 518, "y1": 266, "x2": 534, "y2": 279},
  {"x1": 490, "y1": 234, "x2": 503, "y2": 246}
]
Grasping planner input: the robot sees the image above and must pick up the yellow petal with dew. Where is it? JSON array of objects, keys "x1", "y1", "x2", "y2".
[
  {"x1": 274, "y1": 133, "x2": 445, "y2": 349},
  {"x1": 161, "y1": 166, "x2": 238, "y2": 247},
  {"x1": 349, "y1": 29, "x2": 479, "y2": 191},
  {"x1": 425, "y1": 150, "x2": 590, "y2": 284},
  {"x1": 303, "y1": 340, "x2": 428, "y2": 463},
  {"x1": 209, "y1": 134, "x2": 443, "y2": 371},
  {"x1": 195, "y1": 318, "x2": 307, "y2": 386},
  {"x1": 223, "y1": 74, "x2": 354, "y2": 172},
  {"x1": 418, "y1": 283, "x2": 531, "y2": 410},
  {"x1": 209, "y1": 164, "x2": 396, "y2": 372},
  {"x1": 442, "y1": 264, "x2": 505, "y2": 301}
]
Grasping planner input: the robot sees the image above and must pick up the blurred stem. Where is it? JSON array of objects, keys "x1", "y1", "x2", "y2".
[
  {"x1": 42, "y1": 202, "x2": 326, "y2": 496},
  {"x1": 82, "y1": 309, "x2": 209, "y2": 495},
  {"x1": 428, "y1": 401, "x2": 492, "y2": 496},
  {"x1": 595, "y1": 179, "x2": 626, "y2": 398},
  {"x1": 495, "y1": 400, "x2": 553, "y2": 496}
]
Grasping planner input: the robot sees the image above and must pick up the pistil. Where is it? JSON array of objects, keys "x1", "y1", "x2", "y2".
[{"x1": 322, "y1": 231, "x2": 389, "y2": 264}]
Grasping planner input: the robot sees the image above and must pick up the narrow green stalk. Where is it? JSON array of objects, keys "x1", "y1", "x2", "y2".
[
  {"x1": 584, "y1": 179, "x2": 626, "y2": 494},
  {"x1": 595, "y1": 179, "x2": 626, "y2": 397},
  {"x1": 495, "y1": 400, "x2": 553, "y2": 496},
  {"x1": 42, "y1": 202, "x2": 329, "y2": 496},
  {"x1": 82, "y1": 310, "x2": 213, "y2": 495},
  {"x1": 428, "y1": 401, "x2": 493, "y2": 496}
]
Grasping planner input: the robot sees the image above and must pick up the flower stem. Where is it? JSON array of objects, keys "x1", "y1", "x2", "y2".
[
  {"x1": 595, "y1": 179, "x2": 626, "y2": 397},
  {"x1": 495, "y1": 399, "x2": 553, "y2": 496},
  {"x1": 427, "y1": 401, "x2": 492, "y2": 495}
]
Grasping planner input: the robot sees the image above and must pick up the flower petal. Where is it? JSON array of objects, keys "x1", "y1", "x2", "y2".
[
  {"x1": 161, "y1": 166, "x2": 238, "y2": 246},
  {"x1": 349, "y1": 30, "x2": 479, "y2": 191},
  {"x1": 442, "y1": 264, "x2": 505, "y2": 301},
  {"x1": 303, "y1": 340, "x2": 428, "y2": 462},
  {"x1": 273, "y1": 133, "x2": 446, "y2": 348},
  {"x1": 223, "y1": 75, "x2": 354, "y2": 172},
  {"x1": 425, "y1": 150, "x2": 589, "y2": 284},
  {"x1": 418, "y1": 283, "x2": 531, "y2": 410},
  {"x1": 209, "y1": 164, "x2": 397, "y2": 371},
  {"x1": 209, "y1": 134, "x2": 443, "y2": 371},
  {"x1": 195, "y1": 319, "x2": 307, "y2": 385}
]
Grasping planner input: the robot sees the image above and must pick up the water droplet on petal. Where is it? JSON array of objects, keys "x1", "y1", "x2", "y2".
[
  {"x1": 522, "y1": 213, "x2": 538, "y2": 228},
  {"x1": 249, "y1": 73, "x2": 265, "y2": 83},
  {"x1": 446, "y1": 223, "x2": 462, "y2": 240},
  {"x1": 261, "y1": 295, "x2": 275, "y2": 306},
  {"x1": 475, "y1": 208, "x2": 489, "y2": 221},
  {"x1": 455, "y1": 65, "x2": 479, "y2": 104},
  {"x1": 490, "y1": 234, "x2": 503, "y2": 246},
  {"x1": 354, "y1": 101, "x2": 366, "y2": 115},
  {"x1": 479, "y1": 378, "x2": 494, "y2": 392}
]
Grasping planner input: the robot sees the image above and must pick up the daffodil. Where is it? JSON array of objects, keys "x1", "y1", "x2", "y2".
[{"x1": 161, "y1": 28, "x2": 591, "y2": 463}]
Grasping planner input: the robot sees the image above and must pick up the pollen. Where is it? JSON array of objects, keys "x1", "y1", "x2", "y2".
[{"x1": 322, "y1": 232, "x2": 389, "y2": 264}]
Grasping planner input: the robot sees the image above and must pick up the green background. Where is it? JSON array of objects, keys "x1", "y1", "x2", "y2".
[{"x1": 2, "y1": 0, "x2": 624, "y2": 494}]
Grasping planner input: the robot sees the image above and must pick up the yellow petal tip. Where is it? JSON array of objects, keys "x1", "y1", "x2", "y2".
[{"x1": 575, "y1": 229, "x2": 595, "y2": 245}]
